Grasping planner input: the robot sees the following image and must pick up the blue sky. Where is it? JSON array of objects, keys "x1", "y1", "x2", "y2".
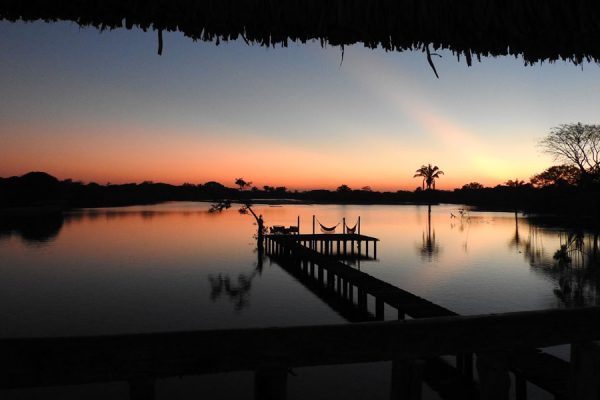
[{"x1": 1, "y1": 20, "x2": 599, "y2": 190}]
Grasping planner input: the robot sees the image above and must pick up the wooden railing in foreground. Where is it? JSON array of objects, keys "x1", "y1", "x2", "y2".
[{"x1": 3, "y1": 307, "x2": 600, "y2": 400}]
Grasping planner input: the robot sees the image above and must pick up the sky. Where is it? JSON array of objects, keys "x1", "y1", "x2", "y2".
[{"x1": 1, "y1": 21, "x2": 600, "y2": 191}]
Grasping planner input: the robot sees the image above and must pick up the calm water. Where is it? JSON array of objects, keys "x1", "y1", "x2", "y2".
[{"x1": 1, "y1": 202, "x2": 599, "y2": 399}]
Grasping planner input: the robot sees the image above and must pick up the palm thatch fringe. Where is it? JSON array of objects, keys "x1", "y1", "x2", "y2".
[{"x1": 2, "y1": 0, "x2": 600, "y2": 65}]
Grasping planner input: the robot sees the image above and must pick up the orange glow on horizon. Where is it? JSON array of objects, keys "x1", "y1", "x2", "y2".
[{"x1": 1, "y1": 73, "x2": 552, "y2": 193}]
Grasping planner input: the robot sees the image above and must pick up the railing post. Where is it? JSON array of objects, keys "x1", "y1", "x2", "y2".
[
  {"x1": 129, "y1": 376, "x2": 155, "y2": 400},
  {"x1": 390, "y1": 359, "x2": 424, "y2": 400},
  {"x1": 456, "y1": 353, "x2": 473, "y2": 381},
  {"x1": 255, "y1": 368, "x2": 287, "y2": 400},
  {"x1": 515, "y1": 372, "x2": 526, "y2": 400},
  {"x1": 476, "y1": 352, "x2": 510, "y2": 400},
  {"x1": 376, "y1": 298, "x2": 385, "y2": 320},
  {"x1": 570, "y1": 341, "x2": 600, "y2": 400},
  {"x1": 397, "y1": 308, "x2": 405, "y2": 320},
  {"x1": 358, "y1": 289, "x2": 367, "y2": 310}
]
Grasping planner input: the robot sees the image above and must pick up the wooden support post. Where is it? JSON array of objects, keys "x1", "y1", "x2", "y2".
[
  {"x1": 318, "y1": 266, "x2": 324, "y2": 284},
  {"x1": 464, "y1": 353, "x2": 473, "y2": 381},
  {"x1": 337, "y1": 240, "x2": 340, "y2": 255},
  {"x1": 297, "y1": 216, "x2": 300, "y2": 234},
  {"x1": 336, "y1": 275, "x2": 342, "y2": 293},
  {"x1": 358, "y1": 240, "x2": 362, "y2": 257},
  {"x1": 312, "y1": 215, "x2": 315, "y2": 235},
  {"x1": 358, "y1": 290, "x2": 367, "y2": 309},
  {"x1": 351, "y1": 240, "x2": 355, "y2": 255},
  {"x1": 570, "y1": 341, "x2": 600, "y2": 400},
  {"x1": 390, "y1": 359, "x2": 424, "y2": 400},
  {"x1": 255, "y1": 368, "x2": 287, "y2": 400},
  {"x1": 376, "y1": 298, "x2": 384, "y2": 320},
  {"x1": 374, "y1": 241, "x2": 377, "y2": 259},
  {"x1": 343, "y1": 217, "x2": 346, "y2": 234},
  {"x1": 343, "y1": 240, "x2": 347, "y2": 255},
  {"x1": 358, "y1": 216, "x2": 361, "y2": 235},
  {"x1": 129, "y1": 376, "x2": 155, "y2": 400},
  {"x1": 327, "y1": 271, "x2": 334, "y2": 289},
  {"x1": 397, "y1": 308, "x2": 405, "y2": 320},
  {"x1": 515, "y1": 372, "x2": 526, "y2": 400},
  {"x1": 309, "y1": 262, "x2": 315, "y2": 276},
  {"x1": 342, "y1": 279, "x2": 348, "y2": 298},
  {"x1": 476, "y1": 352, "x2": 510, "y2": 400},
  {"x1": 366, "y1": 241, "x2": 369, "y2": 257}
]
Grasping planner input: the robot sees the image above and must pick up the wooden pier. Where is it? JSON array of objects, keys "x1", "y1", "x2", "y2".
[
  {"x1": 265, "y1": 234, "x2": 453, "y2": 319},
  {"x1": 268, "y1": 233, "x2": 380, "y2": 259},
  {"x1": 266, "y1": 236, "x2": 476, "y2": 399},
  {"x1": 264, "y1": 233, "x2": 572, "y2": 400}
]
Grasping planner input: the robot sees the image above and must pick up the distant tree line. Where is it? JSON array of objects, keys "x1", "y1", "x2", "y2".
[
  {"x1": 1, "y1": 124, "x2": 599, "y2": 220},
  {"x1": 0, "y1": 169, "x2": 598, "y2": 220}
]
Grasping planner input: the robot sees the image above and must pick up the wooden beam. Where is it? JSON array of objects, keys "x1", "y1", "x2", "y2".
[{"x1": 3, "y1": 308, "x2": 600, "y2": 389}]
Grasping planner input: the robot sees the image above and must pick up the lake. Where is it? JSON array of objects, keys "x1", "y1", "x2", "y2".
[{"x1": 1, "y1": 202, "x2": 598, "y2": 399}]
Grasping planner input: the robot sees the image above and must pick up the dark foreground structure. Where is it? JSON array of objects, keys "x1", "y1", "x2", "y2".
[{"x1": 2, "y1": 0, "x2": 600, "y2": 66}]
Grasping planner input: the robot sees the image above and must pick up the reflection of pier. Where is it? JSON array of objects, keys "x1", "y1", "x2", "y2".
[{"x1": 265, "y1": 233, "x2": 572, "y2": 400}]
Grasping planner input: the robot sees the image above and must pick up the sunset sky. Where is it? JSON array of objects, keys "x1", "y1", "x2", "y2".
[{"x1": 1, "y1": 21, "x2": 600, "y2": 191}]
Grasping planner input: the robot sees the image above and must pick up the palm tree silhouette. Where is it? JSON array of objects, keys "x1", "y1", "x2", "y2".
[{"x1": 414, "y1": 164, "x2": 444, "y2": 190}]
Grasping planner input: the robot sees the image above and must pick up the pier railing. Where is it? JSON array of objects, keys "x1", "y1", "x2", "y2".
[{"x1": 2, "y1": 307, "x2": 600, "y2": 399}]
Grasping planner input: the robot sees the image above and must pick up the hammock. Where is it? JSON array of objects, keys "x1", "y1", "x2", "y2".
[
  {"x1": 317, "y1": 219, "x2": 339, "y2": 234},
  {"x1": 345, "y1": 220, "x2": 358, "y2": 234}
]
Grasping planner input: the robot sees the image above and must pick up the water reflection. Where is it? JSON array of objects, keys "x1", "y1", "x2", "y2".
[
  {"x1": 5, "y1": 202, "x2": 600, "y2": 338},
  {"x1": 0, "y1": 214, "x2": 64, "y2": 245},
  {"x1": 449, "y1": 208, "x2": 470, "y2": 253},
  {"x1": 526, "y1": 226, "x2": 600, "y2": 307},
  {"x1": 208, "y1": 250, "x2": 264, "y2": 311},
  {"x1": 508, "y1": 212, "x2": 522, "y2": 253},
  {"x1": 418, "y1": 205, "x2": 440, "y2": 261}
]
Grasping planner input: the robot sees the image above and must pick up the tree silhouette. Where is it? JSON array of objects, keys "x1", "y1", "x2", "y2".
[
  {"x1": 414, "y1": 164, "x2": 444, "y2": 190},
  {"x1": 539, "y1": 123, "x2": 600, "y2": 186},
  {"x1": 461, "y1": 182, "x2": 484, "y2": 190},
  {"x1": 529, "y1": 164, "x2": 580, "y2": 187},
  {"x1": 336, "y1": 184, "x2": 352, "y2": 193},
  {"x1": 234, "y1": 178, "x2": 252, "y2": 191},
  {"x1": 210, "y1": 178, "x2": 266, "y2": 252},
  {"x1": 505, "y1": 178, "x2": 525, "y2": 187}
]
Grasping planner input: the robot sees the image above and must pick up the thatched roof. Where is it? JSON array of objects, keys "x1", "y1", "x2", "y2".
[{"x1": 2, "y1": 0, "x2": 600, "y2": 66}]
